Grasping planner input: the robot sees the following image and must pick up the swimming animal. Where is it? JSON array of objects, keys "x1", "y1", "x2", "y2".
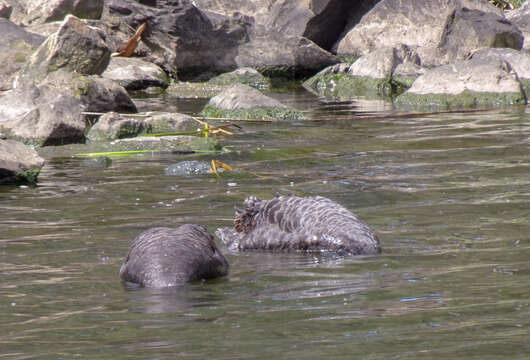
[
  {"x1": 120, "y1": 224, "x2": 229, "y2": 287},
  {"x1": 215, "y1": 195, "x2": 381, "y2": 256}
]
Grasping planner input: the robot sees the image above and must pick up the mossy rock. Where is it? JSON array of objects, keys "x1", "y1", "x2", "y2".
[
  {"x1": 166, "y1": 82, "x2": 226, "y2": 99},
  {"x1": 303, "y1": 73, "x2": 393, "y2": 99},
  {"x1": 199, "y1": 103, "x2": 305, "y2": 121},
  {"x1": 208, "y1": 68, "x2": 271, "y2": 90},
  {"x1": 395, "y1": 90, "x2": 527, "y2": 109}
]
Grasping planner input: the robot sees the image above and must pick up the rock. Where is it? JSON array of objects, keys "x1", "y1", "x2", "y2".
[
  {"x1": 265, "y1": 0, "x2": 380, "y2": 52},
  {"x1": 87, "y1": 112, "x2": 150, "y2": 142},
  {"x1": 208, "y1": 67, "x2": 271, "y2": 90},
  {"x1": 17, "y1": 15, "x2": 110, "y2": 85},
  {"x1": 80, "y1": 156, "x2": 112, "y2": 168},
  {"x1": 193, "y1": 0, "x2": 275, "y2": 25},
  {"x1": 0, "y1": 139, "x2": 45, "y2": 184},
  {"x1": 200, "y1": 83, "x2": 304, "y2": 120},
  {"x1": 470, "y1": 48, "x2": 530, "y2": 99},
  {"x1": 235, "y1": 27, "x2": 339, "y2": 78},
  {"x1": 395, "y1": 57, "x2": 526, "y2": 108},
  {"x1": 41, "y1": 70, "x2": 137, "y2": 113},
  {"x1": 336, "y1": 0, "x2": 504, "y2": 67},
  {"x1": 164, "y1": 160, "x2": 212, "y2": 176},
  {"x1": 13, "y1": 0, "x2": 104, "y2": 26},
  {"x1": 165, "y1": 81, "x2": 226, "y2": 99},
  {"x1": 0, "y1": 82, "x2": 86, "y2": 146},
  {"x1": 145, "y1": 112, "x2": 199, "y2": 134},
  {"x1": 102, "y1": 57, "x2": 169, "y2": 91},
  {"x1": 303, "y1": 44, "x2": 425, "y2": 98},
  {"x1": 0, "y1": 0, "x2": 12, "y2": 19},
  {"x1": 506, "y1": 1, "x2": 530, "y2": 50},
  {"x1": 101, "y1": 0, "x2": 251, "y2": 79},
  {"x1": 437, "y1": 7, "x2": 523, "y2": 63},
  {"x1": 0, "y1": 19, "x2": 44, "y2": 91}
]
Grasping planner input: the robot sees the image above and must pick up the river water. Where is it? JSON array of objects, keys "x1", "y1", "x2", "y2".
[{"x1": 1, "y1": 89, "x2": 529, "y2": 359}]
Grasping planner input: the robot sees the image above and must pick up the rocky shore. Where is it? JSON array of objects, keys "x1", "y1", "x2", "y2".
[{"x1": 0, "y1": 0, "x2": 528, "y2": 184}]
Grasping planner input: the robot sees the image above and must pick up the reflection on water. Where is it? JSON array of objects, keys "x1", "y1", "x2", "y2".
[{"x1": 0, "y1": 92, "x2": 529, "y2": 359}]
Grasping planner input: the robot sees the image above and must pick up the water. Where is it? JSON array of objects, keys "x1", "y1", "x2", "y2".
[{"x1": 1, "y1": 90, "x2": 529, "y2": 359}]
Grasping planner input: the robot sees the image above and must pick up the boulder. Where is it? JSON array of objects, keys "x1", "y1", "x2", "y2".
[
  {"x1": 506, "y1": 1, "x2": 530, "y2": 50},
  {"x1": 470, "y1": 48, "x2": 530, "y2": 99},
  {"x1": 0, "y1": 19, "x2": 44, "y2": 91},
  {"x1": 0, "y1": 83, "x2": 86, "y2": 146},
  {"x1": 0, "y1": 0, "x2": 12, "y2": 19},
  {"x1": 192, "y1": 0, "x2": 275, "y2": 25},
  {"x1": 265, "y1": 0, "x2": 381, "y2": 52},
  {"x1": 101, "y1": 0, "x2": 251, "y2": 79},
  {"x1": 0, "y1": 139, "x2": 45, "y2": 184},
  {"x1": 437, "y1": 7, "x2": 523, "y2": 63},
  {"x1": 12, "y1": 0, "x2": 104, "y2": 26},
  {"x1": 102, "y1": 57, "x2": 169, "y2": 91},
  {"x1": 145, "y1": 112, "x2": 199, "y2": 134},
  {"x1": 235, "y1": 27, "x2": 339, "y2": 78},
  {"x1": 208, "y1": 67, "x2": 271, "y2": 90},
  {"x1": 17, "y1": 15, "x2": 111, "y2": 85},
  {"x1": 395, "y1": 57, "x2": 527, "y2": 108},
  {"x1": 335, "y1": 0, "x2": 504, "y2": 67},
  {"x1": 200, "y1": 83, "x2": 304, "y2": 120},
  {"x1": 303, "y1": 44, "x2": 425, "y2": 98},
  {"x1": 41, "y1": 70, "x2": 137, "y2": 113},
  {"x1": 87, "y1": 112, "x2": 150, "y2": 142}
]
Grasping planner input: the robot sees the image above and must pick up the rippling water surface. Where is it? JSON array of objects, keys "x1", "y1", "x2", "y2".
[{"x1": 1, "y1": 90, "x2": 529, "y2": 359}]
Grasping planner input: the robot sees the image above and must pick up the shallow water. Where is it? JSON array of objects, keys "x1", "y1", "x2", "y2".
[{"x1": 1, "y1": 90, "x2": 529, "y2": 359}]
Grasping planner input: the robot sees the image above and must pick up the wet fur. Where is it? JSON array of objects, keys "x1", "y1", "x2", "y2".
[
  {"x1": 120, "y1": 224, "x2": 229, "y2": 287},
  {"x1": 216, "y1": 195, "x2": 381, "y2": 256}
]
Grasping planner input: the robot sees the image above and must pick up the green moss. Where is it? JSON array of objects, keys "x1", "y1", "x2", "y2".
[
  {"x1": 15, "y1": 166, "x2": 41, "y2": 184},
  {"x1": 303, "y1": 73, "x2": 392, "y2": 99},
  {"x1": 208, "y1": 71, "x2": 271, "y2": 90},
  {"x1": 519, "y1": 79, "x2": 530, "y2": 102},
  {"x1": 199, "y1": 104, "x2": 305, "y2": 121},
  {"x1": 395, "y1": 90, "x2": 527, "y2": 109}
]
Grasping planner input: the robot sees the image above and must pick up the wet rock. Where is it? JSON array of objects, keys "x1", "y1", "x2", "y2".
[
  {"x1": 506, "y1": 2, "x2": 530, "y2": 50},
  {"x1": 0, "y1": 82, "x2": 86, "y2": 146},
  {"x1": 79, "y1": 156, "x2": 112, "y2": 168},
  {"x1": 208, "y1": 67, "x2": 271, "y2": 90},
  {"x1": 165, "y1": 82, "x2": 227, "y2": 99},
  {"x1": 17, "y1": 14, "x2": 110, "y2": 85},
  {"x1": 102, "y1": 57, "x2": 169, "y2": 91},
  {"x1": 14, "y1": 0, "x2": 104, "y2": 26},
  {"x1": 437, "y1": 7, "x2": 523, "y2": 63},
  {"x1": 0, "y1": 139, "x2": 45, "y2": 184},
  {"x1": 303, "y1": 44, "x2": 425, "y2": 99},
  {"x1": 200, "y1": 83, "x2": 304, "y2": 120},
  {"x1": 395, "y1": 57, "x2": 526, "y2": 108},
  {"x1": 164, "y1": 160, "x2": 212, "y2": 177},
  {"x1": 336, "y1": 0, "x2": 503, "y2": 67},
  {"x1": 87, "y1": 112, "x2": 150, "y2": 142},
  {"x1": 145, "y1": 112, "x2": 199, "y2": 134},
  {"x1": 0, "y1": 19, "x2": 44, "y2": 91},
  {"x1": 109, "y1": 135, "x2": 220, "y2": 153},
  {"x1": 470, "y1": 48, "x2": 530, "y2": 99}
]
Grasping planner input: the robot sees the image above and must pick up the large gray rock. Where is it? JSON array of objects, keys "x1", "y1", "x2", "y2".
[
  {"x1": 193, "y1": 0, "x2": 275, "y2": 25},
  {"x1": 102, "y1": 57, "x2": 169, "y2": 91},
  {"x1": 0, "y1": 139, "x2": 45, "y2": 184},
  {"x1": 470, "y1": 48, "x2": 530, "y2": 99},
  {"x1": 0, "y1": 83, "x2": 86, "y2": 146},
  {"x1": 17, "y1": 14, "x2": 110, "y2": 85},
  {"x1": 200, "y1": 83, "x2": 304, "y2": 120},
  {"x1": 87, "y1": 112, "x2": 150, "y2": 142},
  {"x1": 336, "y1": 0, "x2": 504, "y2": 66},
  {"x1": 506, "y1": 1, "x2": 530, "y2": 50},
  {"x1": 11, "y1": 0, "x2": 104, "y2": 26},
  {"x1": 265, "y1": 0, "x2": 381, "y2": 52},
  {"x1": 395, "y1": 57, "x2": 527, "y2": 108},
  {"x1": 0, "y1": 19, "x2": 44, "y2": 91},
  {"x1": 437, "y1": 7, "x2": 523, "y2": 63},
  {"x1": 209, "y1": 83, "x2": 288, "y2": 110},
  {"x1": 101, "y1": 0, "x2": 337, "y2": 79}
]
